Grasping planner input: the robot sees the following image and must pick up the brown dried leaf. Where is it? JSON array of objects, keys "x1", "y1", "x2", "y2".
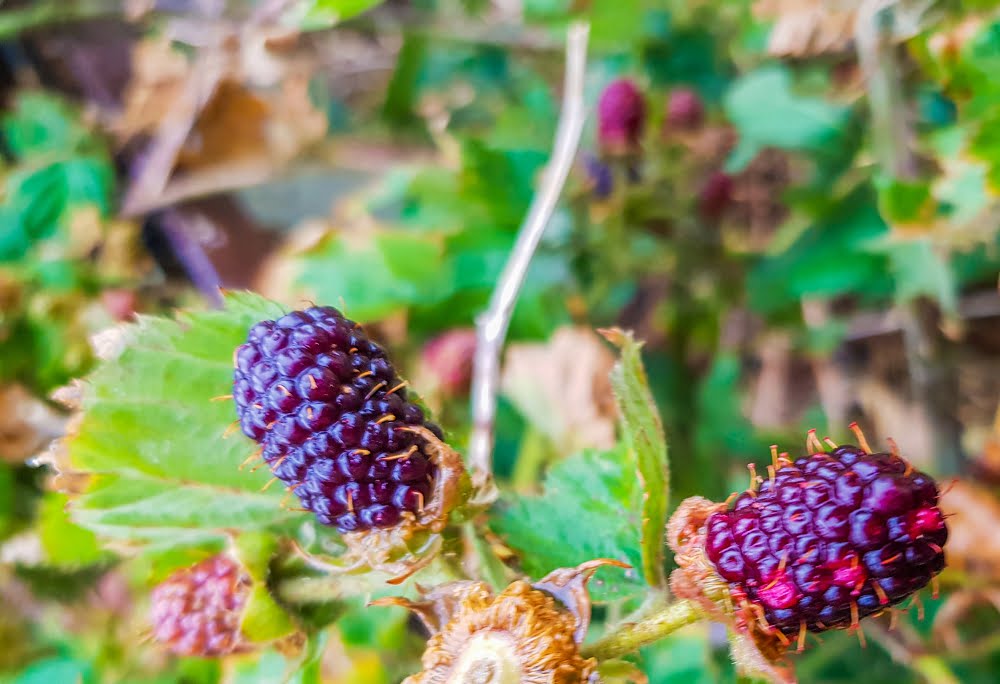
[
  {"x1": 0, "y1": 385, "x2": 66, "y2": 463},
  {"x1": 501, "y1": 327, "x2": 617, "y2": 453},
  {"x1": 533, "y1": 559, "x2": 630, "y2": 644},
  {"x1": 754, "y1": 0, "x2": 858, "y2": 58}
]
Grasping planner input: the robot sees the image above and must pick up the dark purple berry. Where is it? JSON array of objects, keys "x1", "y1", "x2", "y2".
[
  {"x1": 704, "y1": 441, "x2": 947, "y2": 637},
  {"x1": 233, "y1": 306, "x2": 441, "y2": 534}
]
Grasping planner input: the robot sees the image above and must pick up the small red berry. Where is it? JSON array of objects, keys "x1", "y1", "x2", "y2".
[
  {"x1": 597, "y1": 79, "x2": 646, "y2": 153},
  {"x1": 665, "y1": 87, "x2": 704, "y2": 131},
  {"x1": 150, "y1": 555, "x2": 251, "y2": 657},
  {"x1": 421, "y1": 328, "x2": 477, "y2": 396},
  {"x1": 698, "y1": 171, "x2": 733, "y2": 221}
]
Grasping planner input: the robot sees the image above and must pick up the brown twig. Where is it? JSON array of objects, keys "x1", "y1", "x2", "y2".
[{"x1": 467, "y1": 22, "x2": 590, "y2": 492}]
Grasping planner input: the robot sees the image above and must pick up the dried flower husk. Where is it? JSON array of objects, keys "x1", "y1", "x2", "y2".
[{"x1": 377, "y1": 560, "x2": 626, "y2": 683}]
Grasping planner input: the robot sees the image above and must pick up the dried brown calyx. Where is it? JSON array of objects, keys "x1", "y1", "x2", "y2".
[{"x1": 375, "y1": 559, "x2": 627, "y2": 683}]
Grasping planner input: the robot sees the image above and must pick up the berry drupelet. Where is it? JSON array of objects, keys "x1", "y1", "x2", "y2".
[
  {"x1": 233, "y1": 306, "x2": 444, "y2": 534},
  {"x1": 703, "y1": 428, "x2": 947, "y2": 647},
  {"x1": 150, "y1": 554, "x2": 250, "y2": 657}
]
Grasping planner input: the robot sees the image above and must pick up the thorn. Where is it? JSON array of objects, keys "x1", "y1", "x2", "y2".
[
  {"x1": 724, "y1": 491, "x2": 740, "y2": 507},
  {"x1": 823, "y1": 436, "x2": 838, "y2": 449},
  {"x1": 253, "y1": 403, "x2": 263, "y2": 410},
  {"x1": 306, "y1": 406, "x2": 314, "y2": 420},
  {"x1": 770, "y1": 445, "x2": 779, "y2": 469},
  {"x1": 347, "y1": 490, "x2": 354, "y2": 513},
  {"x1": 800, "y1": 546, "x2": 819, "y2": 562},
  {"x1": 355, "y1": 370, "x2": 374, "y2": 379},
  {"x1": 211, "y1": 394, "x2": 233, "y2": 402},
  {"x1": 941, "y1": 477, "x2": 958, "y2": 496},
  {"x1": 266, "y1": 421, "x2": 276, "y2": 430},
  {"x1": 276, "y1": 384, "x2": 291, "y2": 397},
  {"x1": 748, "y1": 463, "x2": 759, "y2": 492},
  {"x1": 308, "y1": 374, "x2": 317, "y2": 390},
  {"x1": 260, "y1": 477, "x2": 278, "y2": 492},
  {"x1": 386, "y1": 381, "x2": 408, "y2": 396},
  {"x1": 873, "y1": 581, "x2": 889, "y2": 605},
  {"x1": 223, "y1": 420, "x2": 240, "y2": 439},
  {"x1": 259, "y1": 455, "x2": 286, "y2": 474},
  {"x1": 904, "y1": 462, "x2": 913, "y2": 477},
  {"x1": 365, "y1": 381, "x2": 387, "y2": 400},
  {"x1": 911, "y1": 593, "x2": 925, "y2": 621},
  {"x1": 854, "y1": 623, "x2": 867, "y2": 648},
  {"x1": 849, "y1": 422, "x2": 873, "y2": 454},
  {"x1": 772, "y1": 628, "x2": 790, "y2": 647},
  {"x1": 375, "y1": 414, "x2": 396, "y2": 425},
  {"x1": 778, "y1": 551, "x2": 789, "y2": 574},
  {"x1": 239, "y1": 448, "x2": 263, "y2": 470},
  {"x1": 763, "y1": 576, "x2": 780, "y2": 591},
  {"x1": 886, "y1": 436, "x2": 900, "y2": 458},
  {"x1": 280, "y1": 483, "x2": 302, "y2": 508},
  {"x1": 883, "y1": 553, "x2": 902, "y2": 564},
  {"x1": 353, "y1": 449, "x2": 371, "y2": 456},
  {"x1": 797, "y1": 620, "x2": 807, "y2": 653}
]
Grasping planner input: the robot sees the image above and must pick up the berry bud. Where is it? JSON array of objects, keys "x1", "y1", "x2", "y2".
[
  {"x1": 665, "y1": 87, "x2": 704, "y2": 131},
  {"x1": 698, "y1": 171, "x2": 733, "y2": 221},
  {"x1": 597, "y1": 79, "x2": 646, "y2": 154},
  {"x1": 149, "y1": 554, "x2": 251, "y2": 657}
]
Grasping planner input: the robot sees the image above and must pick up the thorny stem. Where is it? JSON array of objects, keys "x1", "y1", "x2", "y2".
[
  {"x1": 467, "y1": 22, "x2": 590, "y2": 492},
  {"x1": 581, "y1": 599, "x2": 705, "y2": 661}
]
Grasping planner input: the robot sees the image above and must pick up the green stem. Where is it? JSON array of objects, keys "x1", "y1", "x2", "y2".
[
  {"x1": 912, "y1": 656, "x2": 961, "y2": 684},
  {"x1": 581, "y1": 599, "x2": 705, "y2": 660}
]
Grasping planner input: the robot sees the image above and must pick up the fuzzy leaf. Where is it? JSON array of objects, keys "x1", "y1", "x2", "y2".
[
  {"x1": 66, "y1": 292, "x2": 296, "y2": 547},
  {"x1": 491, "y1": 446, "x2": 645, "y2": 603},
  {"x1": 603, "y1": 328, "x2": 668, "y2": 590}
]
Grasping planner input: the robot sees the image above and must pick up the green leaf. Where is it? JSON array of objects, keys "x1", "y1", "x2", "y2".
[
  {"x1": 295, "y1": 230, "x2": 453, "y2": 322},
  {"x1": 884, "y1": 239, "x2": 958, "y2": 313},
  {"x1": 604, "y1": 328, "x2": 668, "y2": 590},
  {"x1": 875, "y1": 176, "x2": 934, "y2": 225},
  {"x1": 66, "y1": 291, "x2": 296, "y2": 548},
  {"x1": 241, "y1": 584, "x2": 298, "y2": 643},
  {"x1": 724, "y1": 65, "x2": 851, "y2": 171},
  {"x1": 37, "y1": 492, "x2": 108, "y2": 567},
  {"x1": 2, "y1": 92, "x2": 94, "y2": 159},
  {"x1": 285, "y1": 0, "x2": 385, "y2": 29},
  {"x1": 491, "y1": 446, "x2": 645, "y2": 603}
]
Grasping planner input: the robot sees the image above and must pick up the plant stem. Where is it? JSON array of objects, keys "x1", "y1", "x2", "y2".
[
  {"x1": 467, "y1": 22, "x2": 589, "y2": 493},
  {"x1": 581, "y1": 599, "x2": 705, "y2": 661}
]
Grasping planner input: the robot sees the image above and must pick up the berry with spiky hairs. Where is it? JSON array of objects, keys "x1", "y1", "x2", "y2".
[
  {"x1": 701, "y1": 428, "x2": 947, "y2": 647},
  {"x1": 233, "y1": 306, "x2": 445, "y2": 534}
]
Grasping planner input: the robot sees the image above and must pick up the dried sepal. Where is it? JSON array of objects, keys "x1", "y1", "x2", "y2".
[{"x1": 378, "y1": 561, "x2": 622, "y2": 683}]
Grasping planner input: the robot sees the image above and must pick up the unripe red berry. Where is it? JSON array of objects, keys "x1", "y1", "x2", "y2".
[
  {"x1": 665, "y1": 87, "x2": 704, "y2": 131},
  {"x1": 149, "y1": 555, "x2": 250, "y2": 657},
  {"x1": 698, "y1": 171, "x2": 733, "y2": 221},
  {"x1": 597, "y1": 79, "x2": 646, "y2": 153},
  {"x1": 421, "y1": 328, "x2": 477, "y2": 396}
]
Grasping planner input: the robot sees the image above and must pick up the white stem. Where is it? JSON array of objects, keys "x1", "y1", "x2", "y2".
[{"x1": 467, "y1": 22, "x2": 590, "y2": 491}]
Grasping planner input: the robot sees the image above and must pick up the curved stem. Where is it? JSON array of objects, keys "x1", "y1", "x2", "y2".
[{"x1": 581, "y1": 599, "x2": 706, "y2": 661}]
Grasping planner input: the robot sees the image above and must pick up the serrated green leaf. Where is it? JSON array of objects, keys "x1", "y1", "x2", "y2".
[
  {"x1": 605, "y1": 329, "x2": 668, "y2": 590},
  {"x1": 491, "y1": 446, "x2": 645, "y2": 603},
  {"x1": 67, "y1": 292, "x2": 296, "y2": 547}
]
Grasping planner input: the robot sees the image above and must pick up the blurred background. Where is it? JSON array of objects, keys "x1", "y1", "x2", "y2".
[{"x1": 0, "y1": 0, "x2": 999, "y2": 682}]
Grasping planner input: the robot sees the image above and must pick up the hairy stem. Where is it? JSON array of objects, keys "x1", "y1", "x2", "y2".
[
  {"x1": 581, "y1": 599, "x2": 705, "y2": 661},
  {"x1": 467, "y1": 22, "x2": 589, "y2": 493}
]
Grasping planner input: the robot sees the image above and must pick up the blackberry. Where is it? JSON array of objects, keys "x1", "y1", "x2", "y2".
[
  {"x1": 597, "y1": 79, "x2": 646, "y2": 153},
  {"x1": 698, "y1": 171, "x2": 733, "y2": 221},
  {"x1": 665, "y1": 87, "x2": 704, "y2": 131},
  {"x1": 149, "y1": 554, "x2": 250, "y2": 657},
  {"x1": 233, "y1": 306, "x2": 443, "y2": 534},
  {"x1": 703, "y1": 432, "x2": 947, "y2": 642}
]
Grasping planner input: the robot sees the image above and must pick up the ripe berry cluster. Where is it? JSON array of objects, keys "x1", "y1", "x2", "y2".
[
  {"x1": 233, "y1": 306, "x2": 443, "y2": 533},
  {"x1": 150, "y1": 555, "x2": 249, "y2": 657},
  {"x1": 704, "y1": 441, "x2": 947, "y2": 639}
]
